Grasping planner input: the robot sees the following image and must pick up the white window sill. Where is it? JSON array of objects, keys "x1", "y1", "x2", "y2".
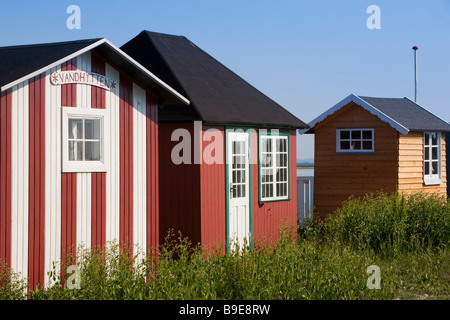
[{"x1": 423, "y1": 177, "x2": 442, "y2": 186}]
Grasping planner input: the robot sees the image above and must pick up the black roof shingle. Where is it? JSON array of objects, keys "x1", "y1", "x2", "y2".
[
  {"x1": 0, "y1": 38, "x2": 101, "y2": 89},
  {"x1": 358, "y1": 96, "x2": 450, "y2": 132},
  {"x1": 121, "y1": 31, "x2": 308, "y2": 129}
]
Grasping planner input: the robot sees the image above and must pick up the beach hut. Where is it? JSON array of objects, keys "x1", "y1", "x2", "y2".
[
  {"x1": 301, "y1": 94, "x2": 450, "y2": 219},
  {"x1": 0, "y1": 38, "x2": 188, "y2": 289},
  {"x1": 121, "y1": 31, "x2": 309, "y2": 252}
]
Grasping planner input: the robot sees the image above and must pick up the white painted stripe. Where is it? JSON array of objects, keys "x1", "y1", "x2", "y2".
[
  {"x1": 76, "y1": 173, "x2": 92, "y2": 248},
  {"x1": 45, "y1": 67, "x2": 62, "y2": 287},
  {"x1": 77, "y1": 52, "x2": 92, "y2": 109},
  {"x1": 75, "y1": 52, "x2": 92, "y2": 249},
  {"x1": 132, "y1": 83, "x2": 147, "y2": 259},
  {"x1": 10, "y1": 81, "x2": 29, "y2": 283},
  {"x1": 105, "y1": 63, "x2": 120, "y2": 244}
]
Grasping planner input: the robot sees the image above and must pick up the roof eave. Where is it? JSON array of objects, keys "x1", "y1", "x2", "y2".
[
  {"x1": 298, "y1": 94, "x2": 410, "y2": 135},
  {"x1": 0, "y1": 38, "x2": 190, "y2": 106}
]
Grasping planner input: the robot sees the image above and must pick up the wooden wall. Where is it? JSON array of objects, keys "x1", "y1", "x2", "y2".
[
  {"x1": 200, "y1": 126, "x2": 226, "y2": 254},
  {"x1": 313, "y1": 102, "x2": 399, "y2": 218},
  {"x1": 398, "y1": 132, "x2": 447, "y2": 196},
  {"x1": 1, "y1": 51, "x2": 161, "y2": 291},
  {"x1": 251, "y1": 129, "x2": 298, "y2": 245},
  {"x1": 158, "y1": 124, "x2": 202, "y2": 246}
]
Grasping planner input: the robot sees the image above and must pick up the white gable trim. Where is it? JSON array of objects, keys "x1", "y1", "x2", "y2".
[
  {"x1": 298, "y1": 94, "x2": 409, "y2": 135},
  {"x1": 1, "y1": 38, "x2": 190, "y2": 106}
]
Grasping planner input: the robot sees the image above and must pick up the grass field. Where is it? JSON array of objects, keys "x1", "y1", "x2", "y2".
[{"x1": 1, "y1": 192, "x2": 449, "y2": 300}]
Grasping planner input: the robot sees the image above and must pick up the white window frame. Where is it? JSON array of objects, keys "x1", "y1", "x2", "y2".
[
  {"x1": 62, "y1": 107, "x2": 110, "y2": 173},
  {"x1": 259, "y1": 134, "x2": 289, "y2": 202},
  {"x1": 336, "y1": 128, "x2": 374, "y2": 153},
  {"x1": 423, "y1": 132, "x2": 442, "y2": 186}
]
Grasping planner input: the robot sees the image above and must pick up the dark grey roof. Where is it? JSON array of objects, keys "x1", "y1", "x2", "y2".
[
  {"x1": 358, "y1": 96, "x2": 450, "y2": 132},
  {"x1": 0, "y1": 38, "x2": 188, "y2": 104},
  {"x1": 0, "y1": 38, "x2": 101, "y2": 89},
  {"x1": 121, "y1": 31, "x2": 308, "y2": 129}
]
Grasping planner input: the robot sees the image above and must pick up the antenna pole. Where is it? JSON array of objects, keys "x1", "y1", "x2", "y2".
[{"x1": 412, "y1": 46, "x2": 419, "y2": 102}]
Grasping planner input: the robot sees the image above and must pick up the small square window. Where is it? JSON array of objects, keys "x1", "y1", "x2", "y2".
[
  {"x1": 337, "y1": 128, "x2": 374, "y2": 153},
  {"x1": 62, "y1": 107, "x2": 109, "y2": 173}
]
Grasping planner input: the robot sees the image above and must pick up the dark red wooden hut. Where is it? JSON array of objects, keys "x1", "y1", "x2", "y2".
[{"x1": 122, "y1": 31, "x2": 308, "y2": 252}]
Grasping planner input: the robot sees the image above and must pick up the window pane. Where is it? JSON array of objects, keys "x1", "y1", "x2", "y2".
[
  {"x1": 351, "y1": 130, "x2": 361, "y2": 139},
  {"x1": 432, "y1": 161, "x2": 438, "y2": 174},
  {"x1": 340, "y1": 141, "x2": 350, "y2": 150},
  {"x1": 431, "y1": 133, "x2": 437, "y2": 146},
  {"x1": 260, "y1": 139, "x2": 267, "y2": 152},
  {"x1": 85, "y1": 119, "x2": 100, "y2": 140},
  {"x1": 232, "y1": 155, "x2": 238, "y2": 169},
  {"x1": 424, "y1": 133, "x2": 430, "y2": 145},
  {"x1": 262, "y1": 138, "x2": 272, "y2": 152},
  {"x1": 340, "y1": 130, "x2": 350, "y2": 140},
  {"x1": 362, "y1": 130, "x2": 372, "y2": 139},
  {"x1": 424, "y1": 147, "x2": 430, "y2": 160},
  {"x1": 362, "y1": 141, "x2": 372, "y2": 150},
  {"x1": 432, "y1": 147, "x2": 438, "y2": 160},
  {"x1": 352, "y1": 141, "x2": 361, "y2": 150},
  {"x1": 69, "y1": 141, "x2": 83, "y2": 161},
  {"x1": 85, "y1": 141, "x2": 100, "y2": 161},
  {"x1": 262, "y1": 154, "x2": 272, "y2": 167},
  {"x1": 424, "y1": 162, "x2": 430, "y2": 175},
  {"x1": 68, "y1": 119, "x2": 83, "y2": 139}
]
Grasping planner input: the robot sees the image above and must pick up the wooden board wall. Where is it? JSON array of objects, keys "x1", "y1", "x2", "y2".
[
  {"x1": 313, "y1": 102, "x2": 399, "y2": 218},
  {"x1": 397, "y1": 132, "x2": 447, "y2": 196}
]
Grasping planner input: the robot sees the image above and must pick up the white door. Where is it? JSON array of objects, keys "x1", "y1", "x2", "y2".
[{"x1": 227, "y1": 131, "x2": 250, "y2": 251}]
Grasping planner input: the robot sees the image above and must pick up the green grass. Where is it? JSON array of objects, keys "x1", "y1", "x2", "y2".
[{"x1": 1, "y1": 192, "x2": 449, "y2": 300}]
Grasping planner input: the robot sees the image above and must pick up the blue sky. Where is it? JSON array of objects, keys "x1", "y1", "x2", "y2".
[{"x1": 2, "y1": 0, "x2": 450, "y2": 160}]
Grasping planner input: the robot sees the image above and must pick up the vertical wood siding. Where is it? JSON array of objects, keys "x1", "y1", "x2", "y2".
[
  {"x1": 120, "y1": 75, "x2": 134, "y2": 251},
  {"x1": 0, "y1": 89, "x2": 12, "y2": 268},
  {"x1": 200, "y1": 126, "x2": 225, "y2": 253},
  {"x1": 61, "y1": 59, "x2": 77, "y2": 265},
  {"x1": 132, "y1": 83, "x2": 146, "y2": 260},
  {"x1": 11, "y1": 81, "x2": 29, "y2": 281},
  {"x1": 76, "y1": 53, "x2": 92, "y2": 250},
  {"x1": 91, "y1": 52, "x2": 106, "y2": 249},
  {"x1": 3, "y1": 50, "x2": 160, "y2": 290},
  {"x1": 105, "y1": 64, "x2": 121, "y2": 244},
  {"x1": 146, "y1": 92, "x2": 159, "y2": 252},
  {"x1": 158, "y1": 124, "x2": 201, "y2": 245},
  {"x1": 29, "y1": 74, "x2": 46, "y2": 290},
  {"x1": 251, "y1": 129, "x2": 298, "y2": 245},
  {"x1": 44, "y1": 66, "x2": 62, "y2": 288}
]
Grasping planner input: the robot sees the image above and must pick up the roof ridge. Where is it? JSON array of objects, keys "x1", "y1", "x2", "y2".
[{"x1": 0, "y1": 38, "x2": 103, "y2": 51}]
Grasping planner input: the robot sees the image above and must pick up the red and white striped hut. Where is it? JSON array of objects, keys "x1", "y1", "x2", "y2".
[{"x1": 0, "y1": 38, "x2": 188, "y2": 289}]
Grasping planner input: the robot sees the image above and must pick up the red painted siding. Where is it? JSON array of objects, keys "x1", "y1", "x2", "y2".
[
  {"x1": 158, "y1": 124, "x2": 201, "y2": 245},
  {"x1": 251, "y1": 130, "x2": 297, "y2": 245},
  {"x1": 0, "y1": 89, "x2": 12, "y2": 267},
  {"x1": 200, "y1": 126, "x2": 226, "y2": 253},
  {"x1": 91, "y1": 53, "x2": 106, "y2": 249},
  {"x1": 120, "y1": 75, "x2": 133, "y2": 251},
  {"x1": 28, "y1": 74, "x2": 46, "y2": 290},
  {"x1": 61, "y1": 173, "x2": 77, "y2": 264},
  {"x1": 146, "y1": 92, "x2": 159, "y2": 252},
  {"x1": 61, "y1": 59, "x2": 77, "y2": 107},
  {"x1": 61, "y1": 59, "x2": 77, "y2": 264}
]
